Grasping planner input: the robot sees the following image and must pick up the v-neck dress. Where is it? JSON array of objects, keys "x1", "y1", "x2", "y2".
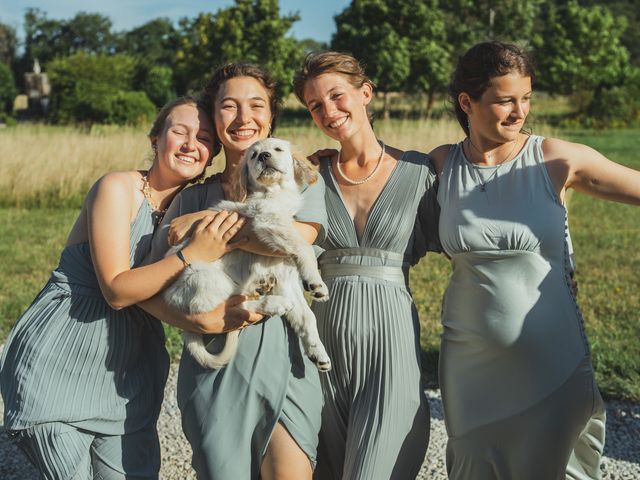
[
  {"x1": 1, "y1": 199, "x2": 169, "y2": 470},
  {"x1": 311, "y1": 151, "x2": 441, "y2": 480},
  {"x1": 145, "y1": 176, "x2": 328, "y2": 479},
  {"x1": 438, "y1": 136, "x2": 605, "y2": 479}
]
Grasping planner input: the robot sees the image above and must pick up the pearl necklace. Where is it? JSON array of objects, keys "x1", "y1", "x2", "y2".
[
  {"x1": 466, "y1": 137, "x2": 519, "y2": 192},
  {"x1": 336, "y1": 140, "x2": 385, "y2": 185},
  {"x1": 141, "y1": 172, "x2": 167, "y2": 222}
]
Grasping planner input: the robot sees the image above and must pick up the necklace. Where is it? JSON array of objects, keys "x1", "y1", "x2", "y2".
[
  {"x1": 336, "y1": 140, "x2": 385, "y2": 185},
  {"x1": 141, "y1": 172, "x2": 168, "y2": 222},
  {"x1": 465, "y1": 137, "x2": 519, "y2": 192}
]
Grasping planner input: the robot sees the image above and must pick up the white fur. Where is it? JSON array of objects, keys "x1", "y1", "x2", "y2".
[{"x1": 163, "y1": 138, "x2": 331, "y2": 371}]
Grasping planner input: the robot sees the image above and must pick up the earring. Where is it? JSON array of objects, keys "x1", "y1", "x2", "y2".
[{"x1": 267, "y1": 124, "x2": 272, "y2": 137}]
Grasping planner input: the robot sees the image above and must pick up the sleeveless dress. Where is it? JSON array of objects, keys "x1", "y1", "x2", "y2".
[
  {"x1": 0, "y1": 199, "x2": 169, "y2": 441},
  {"x1": 145, "y1": 176, "x2": 328, "y2": 479},
  {"x1": 311, "y1": 152, "x2": 440, "y2": 480},
  {"x1": 438, "y1": 136, "x2": 606, "y2": 480}
]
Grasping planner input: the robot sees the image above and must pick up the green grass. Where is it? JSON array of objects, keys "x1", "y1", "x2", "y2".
[{"x1": 1, "y1": 127, "x2": 638, "y2": 401}]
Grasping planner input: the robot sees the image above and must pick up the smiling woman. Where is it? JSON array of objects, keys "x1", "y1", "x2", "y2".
[
  {"x1": 141, "y1": 63, "x2": 329, "y2": 480},
  {"x1": 0, "y1": 96, "x2": 247, "y2": 479},
  {"x1": 428, "y1": 41, "x2": 640, "y2": 480}
]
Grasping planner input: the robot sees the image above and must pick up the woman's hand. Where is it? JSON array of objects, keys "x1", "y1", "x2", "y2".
[
  {"x1": 169, "y1": 210, "x2": 217, "y2": 246},
  {"x1": 181, "y1": 211, "x2": 246, "y2": 264},
  {"x1": 210, "y1": 295, "x2": 265, "y2": 333},
  {"x1": 307, "y1": 148, "x2": 338, "y2": 166}
]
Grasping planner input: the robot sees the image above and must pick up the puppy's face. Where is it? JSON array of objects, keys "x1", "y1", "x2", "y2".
[{"x1": 245, "y1": 138, "x2": 294, "y2": 189}]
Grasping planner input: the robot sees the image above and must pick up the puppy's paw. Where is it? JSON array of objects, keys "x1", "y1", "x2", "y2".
[
  {"x1": 307, "y1": 343, "x2": 331, "y2": 372},
  {"x1": 246, "y1": 274, "x2": 277, "y2": 297},
  {"x1": 258, "y1": 295, "x2": 294, "y2": 317},
  {"x1": 303, "y1": 279, "x2": 329, "y2": 302}
]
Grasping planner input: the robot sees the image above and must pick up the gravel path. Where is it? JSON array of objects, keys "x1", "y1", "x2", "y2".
[{"x1": 1, "y1": 363, "x2": 638, "y2": 479}]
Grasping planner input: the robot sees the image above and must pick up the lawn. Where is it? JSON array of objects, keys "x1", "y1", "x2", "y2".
[{"x1": 1, "y1": 125, "x2": 638, "y2": 401}]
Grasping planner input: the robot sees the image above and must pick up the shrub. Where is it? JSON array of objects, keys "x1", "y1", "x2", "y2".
[
  {"x1": 583, "y1": 67, "x2": 640, "y2": 128},
  {"x1": 0, "y1": 62, "x2": 17, "y2": 114},
  {"x1": 106, "y1": 91, "x2": 156, "y2": 125},
  {"x1": 47, "y1": 52, "x2": 150, "y2": 125}
]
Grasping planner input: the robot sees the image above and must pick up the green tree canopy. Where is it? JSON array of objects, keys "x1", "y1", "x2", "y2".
[
  {"x1": 532, "y1": 0, "x2": 629, "y2": 96},
  {"x1": 175, "y1": 0, "x2": 301, "y2": 97},
  {"x1": 23, "y1": 8, "x2": 116, "y2": 68}
]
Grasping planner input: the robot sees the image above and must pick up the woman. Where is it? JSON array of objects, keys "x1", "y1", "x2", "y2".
[
  {"x1": 292, "y1": 51, "x2": 440, "y2": 479},
  {"x1": 143, "y1": 63, "x2": 328, "y2": 480},
  {"x1": 429, "y1": 41, "x2": 640, "y2": 479},
  {"x1": 0, "y1": 96, "x2": 246, "y2": 479}
]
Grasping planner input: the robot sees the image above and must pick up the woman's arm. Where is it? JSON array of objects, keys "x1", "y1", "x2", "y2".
[
  {"x1": 139, "y1": 294, "x2": 263, "y2": 334},
  {"x1": 543, "y1": 138, "x2": 640, "y2": 204},
  {"x1": 88, "y1": 173, "x2": 245, "y2": 310}
]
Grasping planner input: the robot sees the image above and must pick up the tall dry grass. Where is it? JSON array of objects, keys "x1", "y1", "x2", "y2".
[{"x1": 0, "y1": 118, "x2": 555, "y2": 208}]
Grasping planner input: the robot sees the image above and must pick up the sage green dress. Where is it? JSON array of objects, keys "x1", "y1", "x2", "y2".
[
  {"x1": 146, "y1": 175, "x2": 328, "y2": 479},
  {"x1": 438, "y1": 136, "x2": 606, "y2": 480},
  {"x1": 0, "y1": 199, "x2": 169, "y2": 477},
  {"x1": 311, "y1": 152, "x2": 440, "y2": 479}
]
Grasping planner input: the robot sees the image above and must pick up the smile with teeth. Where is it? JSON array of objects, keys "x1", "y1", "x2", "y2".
[
  {"x1": 176, "y1": 155, "x2": 196, "y2": 164},
  {"x1": 328, "y1": 116, "x2": 348, "y2": 129},
  {"x1": 230, "y1": 129, "x2": 257, "y2": 138}
]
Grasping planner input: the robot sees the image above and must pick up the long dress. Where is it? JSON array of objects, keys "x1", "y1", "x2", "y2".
[
  {"x1": 311, "y1": 151, "x2": 440, "y2": 479},
  {"x1": 0, "y1": 199, "x2": 169, "y2": 471},
  {"x1": 145, "y1": 175, "x2": 328, "y2": 479},
  {"x1": 438, "y1": 135, "x2": 606, "y2": 480}
]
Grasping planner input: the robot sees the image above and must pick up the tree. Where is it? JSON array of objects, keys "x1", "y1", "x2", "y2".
[
  {"x1": 0, "y1": 22, "x2": 17, "y2": 67},
  {"x1": 117, "y1": 18, "x2": 179, "y2": 68},
  {"x1": 0, "y1": 62, "x2": 17, "y2": 115},
  {"x1": 532, "y1": 1, "x2": 629, "y2": 98},
  {"x1": 175, "y1": 0, "x2": 301, "y2": 96},
  {"x1": 23, "y1": 8, "x2": 116, "y2": 68},
  {"x1": 333, "y1": 0, "x2": 450, "y2": 117},
  {"x1": 440, "y1": 0, "x2": 543, "y2": 57}
]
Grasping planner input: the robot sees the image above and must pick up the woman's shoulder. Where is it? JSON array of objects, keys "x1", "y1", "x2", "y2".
[{"x1": 88, "y1": 170, "x2": 140, "y2": 202}]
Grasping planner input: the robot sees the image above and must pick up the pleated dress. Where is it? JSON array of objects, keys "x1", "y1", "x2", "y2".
[
  {"x1": 145, "y1": 176, "x2": 328, "y2": 479},
  {"x1": 0, "y1": 199, "x2": 169, "y2": 449},
  {"x1": 438, "y1": 136, "x2": 606, "y2": 480},
  {"x1": 311, "y1": 151, "x2": 440, "y2": 480}
]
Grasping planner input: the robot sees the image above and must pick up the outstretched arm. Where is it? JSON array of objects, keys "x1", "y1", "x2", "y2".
[{"x1": 543, "y1": 138, "x2": 640, "y2": 204}]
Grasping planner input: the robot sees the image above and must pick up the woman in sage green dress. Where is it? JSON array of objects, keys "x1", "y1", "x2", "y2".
[
  {"x1": 293, "y1": 51, "x2": 441, "y2": 479},
  {"x1": 428, "y1": 41, "x2": 640, "y2": 480},
  {"x1": 143, "y1": 63, "x2": 328, "y2": 480},
  {"x1": 0, "y1": 97, "x2": 246, "y2": 479}
]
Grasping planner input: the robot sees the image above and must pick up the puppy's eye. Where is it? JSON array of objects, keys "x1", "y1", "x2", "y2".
[
  {"x1": 251, "y1": 152, "x2": 258, "y2": 159},
  {"x1": 275, "y1": 147, "x2": 283, "y2": 152}
]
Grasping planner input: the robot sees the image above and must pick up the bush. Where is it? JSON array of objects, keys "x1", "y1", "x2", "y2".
[
  {"x1": 106, "y1": 91, "x2": 156, "y2": 125},
  {"x1": 0, "y1": 63, "x2": 17, "y2": 114},
  {"x1": 47, "y1": 52, "x2": 151, "y2": 125},
  {"x1": 583, "y1": 68, "x2": 640, "y2": 128}
]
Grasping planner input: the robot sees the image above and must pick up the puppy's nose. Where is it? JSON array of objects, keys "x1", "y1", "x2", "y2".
[{"x1": 258, "y1": 151, "x2": 271, "y2": 162}]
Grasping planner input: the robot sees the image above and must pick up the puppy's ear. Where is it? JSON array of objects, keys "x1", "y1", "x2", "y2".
[
  {"x1": 293, "y1": 152, "x2": 319, "y2": 186},
  {"x1": 225, "y1": 157, "x2": 248, "y2": 201}
]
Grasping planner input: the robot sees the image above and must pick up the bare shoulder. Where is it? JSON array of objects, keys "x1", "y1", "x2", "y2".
[
  {"x1": 87, "y1": 171, "x2": 139, "y2": 206},
  {"x1": 542, "y1": 137, "x2": 595, "y2": 161},
  {"x1": 428, "y1": 144, "x2": 454, "y2": 174}
]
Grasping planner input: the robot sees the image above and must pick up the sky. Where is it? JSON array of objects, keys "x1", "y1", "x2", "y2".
[{"x1": 0, "y1": 0, "x2": 350, "y2": 43}]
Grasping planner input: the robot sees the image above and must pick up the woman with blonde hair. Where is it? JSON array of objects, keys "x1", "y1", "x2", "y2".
[{"x1": 293, "y1": 51, "x2": 440, "y2": 479}]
